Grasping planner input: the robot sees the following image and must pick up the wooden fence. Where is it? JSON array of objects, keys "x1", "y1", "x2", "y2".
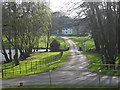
[{"x1": 2, "y1": 53, "x2": 62, "y2": 79}]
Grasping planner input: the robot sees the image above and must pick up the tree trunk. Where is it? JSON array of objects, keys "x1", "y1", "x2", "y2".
[
  {"x1": 46, "y1": 31, "x2": 50, "y2": 52},
  {"x1": 13, "y1": 3, "x2": 19, "y2": 66},
  {"x1": 2, "y1": 44, "x2": 10, "y2": 63},
  {"x1": 118, "y1": 2, "x2": 120, "y2": 54},
  {"x1": 19, "y1": 49, "x2": 26, "y2": 60},
  {"x1": 93, "y1": 38, "x2": 100, "y2": 52},
  {"x1": 14, "y1": 48, "x2": 19, "y2": 66},
  {"x1": 14, "y1": 32, "x2": 19, "y2": 65},
  {"x1": 8, "y1": 32, "x2": 12, "y2": 61},
  {"x1": 14, "y1": 26, "x2": 19, "y2": 66},
  {"x1": 8, "y1": 45, "x2": 12, "y2": 61}
]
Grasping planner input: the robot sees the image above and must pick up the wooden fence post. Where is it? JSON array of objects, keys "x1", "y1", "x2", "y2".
[
  {"x1": 39, "y1": 60, "x2": 40, "y2": 70},
  {"x1": 36, "y1": 61, "x2": 37, "y2": 70},
  {"x1": 4, "y1": 65, "x2": 6, "y2": 77},
  {"x1": 12, "y1": 62, "x2": 14, "y2": 77},
  {"x1": 31, "y1": 62, "x2": 32, "y2": 72},
  {"x1": 34, "y1": 62, "x2": 35, "y2": 74},
  {"x1": 25, "y1": 62, "x2": 27, "y2": 74},
  {"x1": 19, "y1": 64, "x2": 21, "y2": 74},
  {"x1": 2, "y1": 68, "x2": 4, "y2": 78},
  {"x1": 118, "y1": 67, "x2": 120, "y2": 88},
  {"x1": 98, "y1": 65, "x2": 101, "y2": 87},
  {"x1": 44, "y1": 59, "x2": 46, "y2": 67},
  {"x1": 49, "y1": 70, "x2": 52, "y2": 85}
]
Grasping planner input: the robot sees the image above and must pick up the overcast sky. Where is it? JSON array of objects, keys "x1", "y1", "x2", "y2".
[
  {"x1": 49, "y1": 0, "x2": 84, "y2": 18},
  {"x1": 49, "y1": 0, "x2": 80, "y2": 12}
]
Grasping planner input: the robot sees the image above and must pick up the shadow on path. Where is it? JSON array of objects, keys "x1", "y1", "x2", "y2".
[{"x1": 2, "y1": 37, "x2": 120, "y2": 87}]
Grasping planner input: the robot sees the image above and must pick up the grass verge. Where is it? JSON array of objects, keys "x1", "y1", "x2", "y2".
[
  {"x1": 2, "y1": 35, "x2": 70, "y2": 79},
  {"x1": 39, "y1": 36, "x2": 69, "y2": 49},
  {"x1": 2, "y1": 52, "x2": 59, "y2": 79},
  {"x1": 2, "y1": 85, "x2": 119, "y2": 90},
  {"x1": 50, "y1": 36, "x2": 70, "y2": 49},
  {"x1": 68, "y1": 36, "x2": 120, "y2": 76},
  {"x1": 86, "y1": 52, "x2": 120, "y2": 76},
  {"x1": 2, "y1": 51, "x2": 70, "y2": 79}
]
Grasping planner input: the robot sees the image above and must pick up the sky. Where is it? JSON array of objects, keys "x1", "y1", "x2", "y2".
[
  {"x1": 48, "y1": 0, "x2": 83, "y2": 18},
  {"x1": 49, "y1": 0, "x2": 63, "y2": 12},
  {"x1": 49, "y1": 0, "x2": 73, "y2": 12},
  {"x1": 49, "y1": 0, "x2": 81, "y2": 12}
]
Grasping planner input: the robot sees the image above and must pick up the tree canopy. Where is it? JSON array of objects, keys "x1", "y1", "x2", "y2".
[
  {"x1": 66, "y1": 1, "x2": 120, "y2": 64},
  {"x1": 2, "y1": 1, "x2": 51, "y2": 65}
]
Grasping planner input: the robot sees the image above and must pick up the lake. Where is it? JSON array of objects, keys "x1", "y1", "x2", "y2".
[{"x1": 0, "y1": 49, "x2": 50, "y2": 62}]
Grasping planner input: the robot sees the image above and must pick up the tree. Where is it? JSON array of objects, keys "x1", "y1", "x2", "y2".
[
  {"x1": 2, "y1": 1, "x2": 52, "y2": 65},
  {"x1": 66, "y1": 1, "x2": 119, "y2": 64},
  {"x1": 118, "y1": 2, "x2": 120, "y2": 54},
  {"x1": 51, "y1": 11, "x2": 74, "y2": 35}
]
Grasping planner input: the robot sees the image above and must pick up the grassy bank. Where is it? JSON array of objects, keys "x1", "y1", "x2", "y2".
[
  {"x1": 39, "y1": 36, "x2": 69, "y2": 49},
  {"x1": 2, "y1": 51, "x2": 70, "y2": 79},
  {"x1": 2, "y1": 52, "x2": 58, "y2": 79},
  {"x1": 68, "y1": 36, "x2": 95, "y2": 51},
  {"x1": 50, "y1": 36, "x2": 69, "y2": 49},
  {"x1": 68, "y1": 36, "x2": 120, "y2": 76},
  {"x1": 2, "y1": 36, "x2": 70, "y2": 79}
]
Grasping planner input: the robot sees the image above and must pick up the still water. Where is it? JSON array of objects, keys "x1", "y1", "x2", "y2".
[{"x1": 0, "y1": 49, "x2": 49, "y2": 62}]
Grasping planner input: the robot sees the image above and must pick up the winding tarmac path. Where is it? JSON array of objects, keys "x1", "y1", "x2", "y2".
[{"x1": 1, "y1": 37, "x2": 120, "y2": 87}]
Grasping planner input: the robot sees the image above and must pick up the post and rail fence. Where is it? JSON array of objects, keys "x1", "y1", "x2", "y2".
[
  {"x1": 1, "y1": 56, "x2": 120, "y2": 87},
  {"x1": 2, "y1": 52, "x2": 62, "y2": 79},
  {"x1": 47, "y1": 64, "x2": 120, "y2": 87}
]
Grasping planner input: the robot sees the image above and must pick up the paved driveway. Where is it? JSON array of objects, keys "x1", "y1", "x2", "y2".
[{"x1": 1, "y1": 37, "x2": 120, "y2": 87}]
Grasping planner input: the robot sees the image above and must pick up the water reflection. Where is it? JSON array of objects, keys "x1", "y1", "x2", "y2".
[{"x1": 0, "y1": 49, "x2": 49, "y2": 62}]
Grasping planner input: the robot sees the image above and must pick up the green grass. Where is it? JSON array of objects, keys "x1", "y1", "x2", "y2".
[
  {"x1": 1, "y1": 35, "x2": 70, "y2": 79},
  {"x1": 2, "y1": 51, "x2": 70, "y2": 79},
  {"x1": 116, "y1": 55, "x2": 120, "y2": 64},
  {"x1": 2, "y1": 85, "x2": 119, "y2": 90},
  {"x1": 68, "y1": 36, "x2": 95, "y2": 51},
  {"x1": 50, "y1": 36, "x2": 69, "y2": 49},
  {"x1": 86, "y1": 52, "x2": 102, "y2": 71},
  {"x1": 68, "y1": 36, "x2": 88, "y2": 46},
  {"x1": 68, "y1": 36, "x2": 120, "y2": 76},
  {"x1": 86, "y1": 52, "x2": 120, "y2": 76},
  {"x1": 39, "y1": 36, "x2": 69, "y2": 49},
  {"x1": 39, "y1": 36, "x2": 47, "y2": 48},
  {"x1": 2, "y1": 50, "x2": 69, "y2": 79},
  {"x1": 2, "y1": 52, "x2": 59, "y2": 79}
]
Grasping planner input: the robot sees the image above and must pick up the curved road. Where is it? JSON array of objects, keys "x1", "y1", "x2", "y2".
[{"x1": 2, "y1": 37, "x2": 120, "y2": 87}]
